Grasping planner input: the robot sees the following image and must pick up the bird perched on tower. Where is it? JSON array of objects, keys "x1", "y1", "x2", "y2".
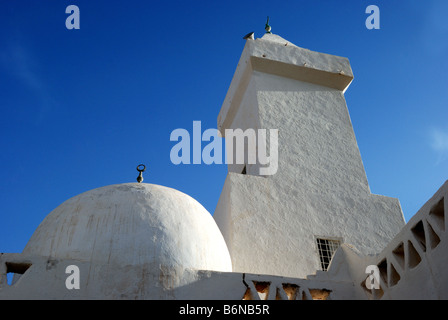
[{"x1": 243, "y1": 32, "x2": 255, "y2": 40}]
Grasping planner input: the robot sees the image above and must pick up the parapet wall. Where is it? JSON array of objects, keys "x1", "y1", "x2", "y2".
[
  {"x1": 1, "y1": 180, "x2": 446, "y2": 300},
  {"x1": 355, "y1": 180, "x2": 448, "y2": 299}
]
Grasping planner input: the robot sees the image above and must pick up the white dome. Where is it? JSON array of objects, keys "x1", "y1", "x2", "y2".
[{"x1": 23, "y1": 183, "x2": 232, "y2": 272}]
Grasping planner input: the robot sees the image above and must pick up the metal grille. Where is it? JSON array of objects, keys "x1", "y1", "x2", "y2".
[{"x1": 316, "y1": 238, "x2": 341, "y2": 271}]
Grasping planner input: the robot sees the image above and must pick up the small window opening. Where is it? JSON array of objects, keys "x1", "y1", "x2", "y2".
[
  {"x1": 5, "y1": 262, "x2": 32, "y2": 286},
  {"x1": 427, "y1": 221, "x2": 441, "y2": 250},
  {"x1": 309, "y1": 289, "x2": 332, "y2": 300},
  {"x1": 389, "y1": 263, "x2": 401, "y2": 287},
  {"x1": 411, "y1": 220, "x2": 426, "y2": 252},
  {"x1": 407, "y1": 240, "x2": 421, "y2": 269},
  {"x1": 316, "y1": 238, "x2": 341, "y2": 271},
  {"x1": 392, "y1": 242, "x2": 405, "y2": 270},
  {"x1": 281, "y1": 284, "x2": 299, "y2": 300},
  {"x1": 377, "y1": 259, "x2": 388, "y2": 287},
  {"x1": 253, "y1": 281, "x2": 270, "y2": 300}
]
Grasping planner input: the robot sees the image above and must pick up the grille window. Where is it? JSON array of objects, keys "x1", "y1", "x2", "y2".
[{"x1": 316, "y1": 238, "x2": 341, "y2": 271}]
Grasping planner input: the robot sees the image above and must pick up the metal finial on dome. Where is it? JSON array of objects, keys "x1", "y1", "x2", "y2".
[
  {"x1": 136, "y1": 164, "x2": 146, "y2": 183},
  {"x1": 265, "y1": 16, "x2": 271, "y2": 34}
]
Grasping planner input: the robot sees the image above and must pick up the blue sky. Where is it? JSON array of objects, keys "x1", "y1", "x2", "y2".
[{"x1": 0, "y1": 0, "x2": 447, "y2": 254}]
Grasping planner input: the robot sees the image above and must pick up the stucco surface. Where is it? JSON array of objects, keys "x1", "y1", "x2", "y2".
[
  {"x1": 214, "y1": 34, "x2": 405, "y2": 279},
  {"x1": 23, "y1": 183, "x2": 232, "y2": 273}
]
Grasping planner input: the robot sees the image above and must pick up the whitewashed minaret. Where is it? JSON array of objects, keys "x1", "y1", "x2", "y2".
[{"x1": 213, "y1": 32, "x2": 405, "y2": 278}]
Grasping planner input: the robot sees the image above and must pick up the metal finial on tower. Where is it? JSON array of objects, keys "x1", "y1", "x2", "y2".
[
  {"x1": 136, "y1": 164, "x2": 146, "y2": 183},
  {"x1": 265, "y1": 16, "x2": 271, "y2": 34}
]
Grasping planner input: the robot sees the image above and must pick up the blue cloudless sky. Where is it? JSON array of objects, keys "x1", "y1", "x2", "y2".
[{"x1": 1, "y1": 0, "x2": 447, "y2": 254}]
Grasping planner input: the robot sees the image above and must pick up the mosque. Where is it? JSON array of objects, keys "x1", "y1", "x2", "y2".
[{"x1": 0, "y1": 26, "x2": 446, "y2": 300}]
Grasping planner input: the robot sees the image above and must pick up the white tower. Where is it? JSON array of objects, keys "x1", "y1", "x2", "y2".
[{"x1": 213, "y1": 33, "x2": 405, "y2": 279}]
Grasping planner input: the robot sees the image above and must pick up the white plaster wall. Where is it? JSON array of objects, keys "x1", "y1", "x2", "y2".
[
  {"x1": 214, "y1": 36, "x2": 405, "y2": 279},
  {"x1": 0, "y1": 253, "x2": 358, "y2": 300},
  {"x1": 255, "y1": 72, "x2": 371, "y2": 195},
  {"x1": 215, "y1": 172, "x2": 403, "y2": 278},
  {"x1": 224, "y1": 75, "x2": 261, "y2": 175},
  {"x1": 356, "y1": 180, "x2": 448, "y2": 300}
]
